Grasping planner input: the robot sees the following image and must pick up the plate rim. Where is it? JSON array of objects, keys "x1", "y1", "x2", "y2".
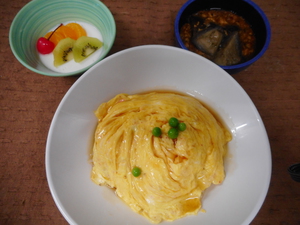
[{"x1": 45, "y1": 45, "x2": 272, "y2": 225}]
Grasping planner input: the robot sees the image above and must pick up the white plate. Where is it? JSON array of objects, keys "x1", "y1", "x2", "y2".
[{"x1": 46, "y1": 45, "x2": 271, "y2": 225}]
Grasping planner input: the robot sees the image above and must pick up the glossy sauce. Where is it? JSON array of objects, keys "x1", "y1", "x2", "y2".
[{"x1": 180, "y1": 10, "x2": 256, "y2": 66}]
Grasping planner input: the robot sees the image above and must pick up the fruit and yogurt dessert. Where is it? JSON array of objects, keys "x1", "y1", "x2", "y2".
[{"x1": 36, "y1": 21, "x2": 103, "y2": 73}]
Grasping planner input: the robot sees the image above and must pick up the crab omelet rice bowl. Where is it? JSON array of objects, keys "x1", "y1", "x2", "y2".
[{"x1": 91, "y1": 92, "x2": 232, "y2": 223}]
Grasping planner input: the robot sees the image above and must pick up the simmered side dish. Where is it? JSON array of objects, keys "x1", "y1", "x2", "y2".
[
  {"x1": 180, "y1": 10, "x2": 256, "y2": 66},
  {"x1": 91, "y1": 92, "x2": 232, "y2": 223}
]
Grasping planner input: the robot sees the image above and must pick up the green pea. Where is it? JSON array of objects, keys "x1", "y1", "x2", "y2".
[
  {"x1": 152, "y1": 127, "x2": 162, "y2": 137},
  {"x1": 178, "y1": 122, "x2": 186, "y2": 131},
  {"x1": 169, "y1": 117, "x2": 179, "y2": 127},
  {"x1": 168, "y1": 127, "x2": 179, "y2": 139},
  {"x1": 132, "y1": 167, "x2": 141, "y2": 177}
]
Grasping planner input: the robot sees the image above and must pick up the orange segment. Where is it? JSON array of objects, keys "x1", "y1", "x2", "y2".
[
  {"x1": 44, "y1": 23, "x2": 87, "y2": 46},
  {"x1": 57, "y1": 26, "x2": 78, "y2": 40},
  {"x1": 65, "y1": 23, "x2": 87, "y2": 39},
  {"x1": 44, "y1": 31, "x2": 65, "y2": 46}
]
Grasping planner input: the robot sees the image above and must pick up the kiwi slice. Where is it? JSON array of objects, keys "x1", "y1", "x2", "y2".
[
  {"x1": 53, "y1": 37, "x2": 76, "y2": 67},
  {"x1": 73, "y1": 36, "x2": 103, "y2": 62}
]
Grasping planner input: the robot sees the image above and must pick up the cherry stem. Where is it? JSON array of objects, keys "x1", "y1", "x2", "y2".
[{"x1": 47, "y1": 23, "x2": 63, "y2": 40}]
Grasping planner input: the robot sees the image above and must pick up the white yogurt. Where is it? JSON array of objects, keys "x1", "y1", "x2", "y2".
[{"x1": 39, "y1": 21, "x2": 103, "y2": 73}]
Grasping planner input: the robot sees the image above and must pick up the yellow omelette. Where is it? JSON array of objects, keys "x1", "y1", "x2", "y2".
[{"x1": 91, "y1": 92, "x2": 232, "y2": 223}]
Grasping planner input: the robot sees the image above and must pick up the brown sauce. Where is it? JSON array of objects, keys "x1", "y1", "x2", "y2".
[{"x1": 180, "y1": 10, "x2": 256, "y2": 66}]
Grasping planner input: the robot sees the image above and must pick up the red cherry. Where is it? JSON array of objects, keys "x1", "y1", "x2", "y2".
[
  {"x1": 36, "y1": 37, "x2": 55, "y2": 54},
  {"x1": 36, "y1": 23, "x2": 63, "y2": 54}
]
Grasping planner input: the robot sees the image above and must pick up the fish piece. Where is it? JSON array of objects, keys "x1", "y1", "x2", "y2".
[
  {"x1": 213, "y1": 31, "x2": 242, "y2": 66},
  {"x1": 192, "y1": 25, "x2": 224, "y2": 56}
]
